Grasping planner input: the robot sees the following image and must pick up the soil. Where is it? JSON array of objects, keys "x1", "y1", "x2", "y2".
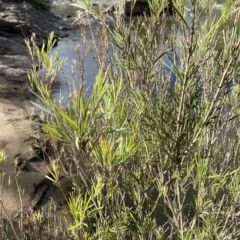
[
  {"x1": 0, "y1": 75, "x2": 68, "y2": 225},
  {"x1": 0, "y1": 2, "x2": 75, "y2": 237},
  {"x1": 0, "y1": 76, "x2": 38, "y2": 216}
]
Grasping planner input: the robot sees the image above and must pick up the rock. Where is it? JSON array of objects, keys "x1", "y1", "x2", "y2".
[
  {"x1": 0, "y1": 2, "x2": 72, "y2": 45},
  {"x1": 0, "y1": 1, "x2": 74, "y2": 80},
  {"x1": 128, "y1": 0, "x2": 175, "y2": 16},
  {"x1": 135, "y1": 0, "x2": 148, "y2": 3},
  {"x1": 107, "y1": 0, "x2": 174, "y2": 17},
  {"x1": 0, "y1": 66, "x2": 28, "y2": 81},
  {"x1": 0, "y1": 55, "x2": 33, "y2": 69},
  {"x1": 125, "y1": 1, "x2": 150, "y2": 16},
  {"x1": 0, "y1": 32, "x2": 27, "y2": 55},
  {"x1": 0, "y1": 31, "x2": 33, "y2": 79}
]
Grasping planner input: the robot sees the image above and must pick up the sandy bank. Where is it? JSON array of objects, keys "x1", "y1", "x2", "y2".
[{"x1": 0, "y1": 75, "x2": 48, "y2": 218}]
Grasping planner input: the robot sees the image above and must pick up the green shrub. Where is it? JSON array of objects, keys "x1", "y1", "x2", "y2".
[{"x1": 21, "y1": 0, "x2": 240, "y2": 239}]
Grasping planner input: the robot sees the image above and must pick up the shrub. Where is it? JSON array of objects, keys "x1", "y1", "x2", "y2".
[{"x1": 21, "y1": 0, "x2": 240, "y2": 239}]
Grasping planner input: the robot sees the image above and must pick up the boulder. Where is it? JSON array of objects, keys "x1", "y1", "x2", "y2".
[
  {"x1": 0, "y1": 2, "x2": 71, "y2": 45},
  {"x1": 136, "y1": 0, "x2": 148, "y2": 3},
  {"x1": 125, "y1": 1, "x2": 150, "y2": 16},
  {"x1": 109, "y1": 0, "x2": 174, "y2": 17},
  {"x1": 0, "y1": 1, "x2": 74, "y2": 80}
]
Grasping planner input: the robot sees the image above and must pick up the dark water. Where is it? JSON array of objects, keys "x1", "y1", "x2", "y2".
[
  {"x1": 48, "y1": 5, "x2": 100, "y2": 102},
  {"x1": 50, "y1": 28, "x2": 98, "y2": 101}
]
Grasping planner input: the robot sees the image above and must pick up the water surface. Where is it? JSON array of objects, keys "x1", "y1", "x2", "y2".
[{"x1": 49, "y1": 2, "x2": 225, "y2": 102}]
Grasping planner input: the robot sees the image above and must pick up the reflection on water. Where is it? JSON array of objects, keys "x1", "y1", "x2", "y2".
[
  {"x1": 49, "y1": 5, "x2": 100, "y2": 102},
  {"x1": 51, "y1": 28, "x2": 98, "y2": 102}
]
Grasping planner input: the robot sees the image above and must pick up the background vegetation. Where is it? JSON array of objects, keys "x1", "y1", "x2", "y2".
[{"x1": 2, "y1": 0, "x2": 240, "y2": 239}]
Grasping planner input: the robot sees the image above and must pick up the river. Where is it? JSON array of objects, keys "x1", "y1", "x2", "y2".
[{"x1": 48, "y1": 2, "x2": 225, "y2": 102}]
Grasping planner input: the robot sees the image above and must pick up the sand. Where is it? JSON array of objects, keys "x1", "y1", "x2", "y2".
[{"x1": 0, "y1": 75, "x2": 51, "y2": 219}]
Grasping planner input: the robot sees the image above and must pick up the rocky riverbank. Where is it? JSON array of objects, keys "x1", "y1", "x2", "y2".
[
  {"x1": 0, "y1": 1, "x2": 76, "y2": 80},
  {"x1": 0, "y1": 1, "x2": 74, "y2": 235}
]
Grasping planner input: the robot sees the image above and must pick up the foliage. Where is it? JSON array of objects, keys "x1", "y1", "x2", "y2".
[
  {"x1": 4, "y1": 0, "x2": 240, "y2": 239},
  {"x1": 0, "y1": 149, "x2": 7, "y2": 162}
]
